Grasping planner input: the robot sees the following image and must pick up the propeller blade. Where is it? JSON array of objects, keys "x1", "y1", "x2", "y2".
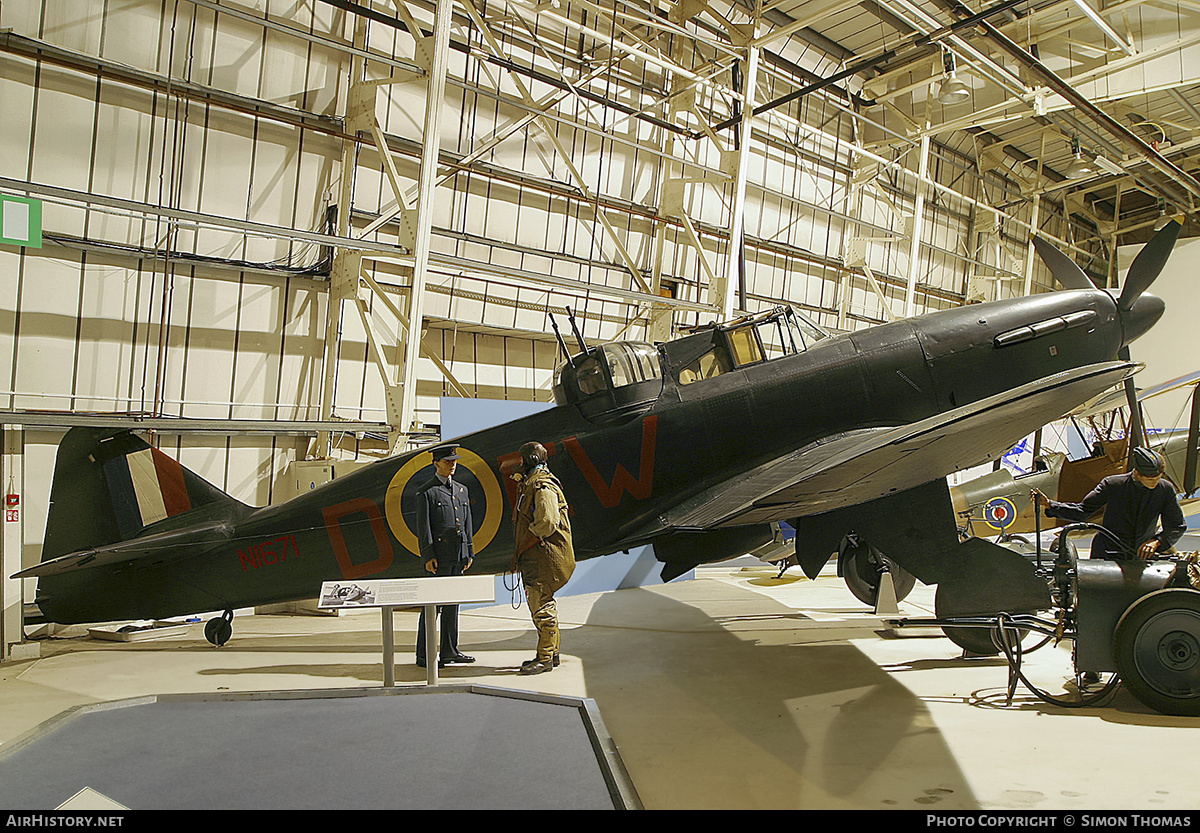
[
  {"x1": 1118, "y1": 218, "x2": 1182, "y2": 310},
  {"x1": 1031, "y1": 236, "x2": 1096, "y2": 290},
  {"x1": 1117, "y1": 345, "x2": 1145, "y2": 465},
  {"x1": 1185, "y1": 383, "x2": 1200, "y2": 496}
]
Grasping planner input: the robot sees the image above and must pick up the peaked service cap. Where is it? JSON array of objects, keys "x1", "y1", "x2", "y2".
[{"x1": 432, "y1": 444, "x2": 461, "y2": 462}]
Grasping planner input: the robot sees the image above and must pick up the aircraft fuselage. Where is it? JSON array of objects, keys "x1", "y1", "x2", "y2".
[{"x1": 34, "y1": 285, "x2": 1144, "y2": 624}]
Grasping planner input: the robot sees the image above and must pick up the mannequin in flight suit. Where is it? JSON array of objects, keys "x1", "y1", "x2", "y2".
[{"x1": 511, "y1": 441, "x2": 576, "y2": 675}]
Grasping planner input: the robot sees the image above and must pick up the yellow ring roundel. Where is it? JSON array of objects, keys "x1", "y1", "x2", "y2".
[
  {"x1": 983, "y1": 496, "x2": 1018, "y2": 531},
  {"x1": 383, "y1": 447, "x2": 503, "y2": 556}
]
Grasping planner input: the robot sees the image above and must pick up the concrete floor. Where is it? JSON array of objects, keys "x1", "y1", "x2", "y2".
[{"x1": 2, "y1": 561, "x2": 1199, "y2": 811}]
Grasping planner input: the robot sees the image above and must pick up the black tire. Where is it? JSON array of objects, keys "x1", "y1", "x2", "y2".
[
  {"x1": 842, "y1": 545, "x2": 917, "y2": 607},
  {"x1": 1114, "y1": 588, "x2": 1200, "y2": 716},
  {"x1": 941, "y1": 623, "x2": 1003, "y2": 656},
  {"x1": 204, "y1": 616, "x2": 233, "y2": 647},
  {"x1": 934, "y1": 583, "x2": 1027, "y2": 657}
]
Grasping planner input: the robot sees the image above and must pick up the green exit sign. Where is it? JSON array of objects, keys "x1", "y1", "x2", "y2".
[{"x1": 1, "y1": 196, "x2": 42, "y2": 248}]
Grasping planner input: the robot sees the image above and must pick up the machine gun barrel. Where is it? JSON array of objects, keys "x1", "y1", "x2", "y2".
[
  {"x1": 548, "y1": 313, "x2": 575, "y2": 367},
  {"x1": 566, "y1": 306, "x2": 590, "y2": 355}
]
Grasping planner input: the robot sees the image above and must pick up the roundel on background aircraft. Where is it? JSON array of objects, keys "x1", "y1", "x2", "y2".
[
  {"x1": 983, "y1": 496, "x2": 1018, "y2": 531},
  {"x1": 383, "y1": 447, "x2": 504, "y2": 556}
]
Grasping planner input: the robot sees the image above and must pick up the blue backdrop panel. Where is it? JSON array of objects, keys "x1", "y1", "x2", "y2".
[
  {"x1": 440, "y1": 397, "x2": 552, "y2": 442},
  {"x1": 437, "y1": 396, "x2": 690, "y2": 608}
]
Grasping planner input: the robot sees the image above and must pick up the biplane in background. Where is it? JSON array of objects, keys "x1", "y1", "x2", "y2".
[
  {"x1": 950, "y1": 369, "x2": 1200, "y2": 541},
  {"x1": 13, "y1": 222, "x2": 1182, "y2": 661}
]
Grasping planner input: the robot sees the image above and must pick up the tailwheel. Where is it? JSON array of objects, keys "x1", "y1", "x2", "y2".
[
  {"x1": 934, "y1": 584, "x2": 1026, "y2": 657},
  {"x1": 842, "y1": 542, "x2": 916, "y2": 607},
  {"x1": 940, "y1": 622, "x2": 1004, "y2": 657},
  {"x1": 1115, "y1": 589, "x2": 1200, "y2": 716},
  {"x1": 204, "y1": 610, "x2": 234, "y2": 647}
]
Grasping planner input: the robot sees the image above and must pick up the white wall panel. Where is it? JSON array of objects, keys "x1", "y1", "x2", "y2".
[
  {"x1": 73, "y1": 260, "x2": 149, "y2": 411},
  {"x1": 277, "y1": 283, "x2": 324, "y2": 421},
  {"x1": 194, "y1": 111, "x2": 256, "y2": 254},
  {"x1": 37, "y1": 0, "x2": 103, "y2": 54},
  {"x1": 0, "y1": 57, "x2": 36, "y2": 182},
  {"x1": 28, "y1": 68, "x2": 96, "y2": 198},
  {"x1": 264, "y1": 32, "x2": 329, "y2": 113},
  {"x1": 207, "y1": 16, "x2": 267, "y2": 97},
  {"x1": 97, "y1": 1, "x2": 163, "y2": 70},
  {"x1": 447, "y1": 289, "x2": 485, "y2": 327},
  {"x1": 380, "y1": 79, "x2": 429, "y2": 139},
  {"x1": 92, "y1": 87, "x2": 158, "y2": 211},
  {"x1": 174, "y1": 272, "x2": 238, "y2": 419},
  {"x1": 225, "y1": 434, "x2": 280, "y2": 505},
  {"x1": 228, "y1": 279, "x2": 284, "y2": 420},
  {"x1": 0, "y1": 250, "x2": 20, "y2": 405},
  {"x1": 331, "y1": 299, "x2": 374, "y2": 419},
  {"x1": 244, "y1": 120, "x2": 304, "y2": 255},
  {"x1": 10, "y1": 252, "x2": 82, "y2": 410}
]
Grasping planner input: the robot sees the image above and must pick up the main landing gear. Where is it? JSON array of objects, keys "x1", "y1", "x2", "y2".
[
  {"x1": 204, "y1": 609, "x2": 234, "y2": 647},
  {"x1": 840, "y1": 538, "x2": 917, "y2": 608}
]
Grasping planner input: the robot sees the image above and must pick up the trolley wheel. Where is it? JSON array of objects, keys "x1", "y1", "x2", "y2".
[
  {"x1": 204, "y1": 611, "x2": 233, "y2": 647},
  {"x1": 842, "y1": 544, "x2": 917, "y2": 607},
  {"x1": 1114, "y1": 588, "x2": 1200, "y2": 716}
]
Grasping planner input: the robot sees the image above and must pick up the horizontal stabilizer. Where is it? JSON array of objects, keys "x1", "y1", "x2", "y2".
[{"x1": 13, "y1": 519, "x2": 233, "y2": 579}]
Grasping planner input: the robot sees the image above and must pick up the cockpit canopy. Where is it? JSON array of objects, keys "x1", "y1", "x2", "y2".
[
  {"x1": 553, "y1": 341, "x2": 663, "y2": 415},
  {"x1": 666, "y1": 305, "x2": 828, "y2": 386},
  {"x1": 551, "y1": 307, "x2": 827, "y2": 419}
]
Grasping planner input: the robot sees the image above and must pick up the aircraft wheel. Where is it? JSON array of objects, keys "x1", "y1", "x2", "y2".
[
  {"x1": 204, "y1": 611, "x2": 233, "y2": 647},
  {"x1": 1114, "y1": 589, "x2": 1200, "y2": 716},
  {"x1": 843, "y1": 544, "x2": 916, "y2": 606},
  {"x1": 934, "y1": 584, "x2": 1019, "y2": 657},
  {"x1": 940, "y1": 623, "x2": 1003, "y2": 657}
]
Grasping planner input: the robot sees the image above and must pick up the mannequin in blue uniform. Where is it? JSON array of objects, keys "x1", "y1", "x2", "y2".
[{"x1": 415, "y1": 444, "x2": 476, "y2": 668}]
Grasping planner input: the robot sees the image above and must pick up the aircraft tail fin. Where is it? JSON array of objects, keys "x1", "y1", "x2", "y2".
[{"x1": 41, "y1": 427, "x2": 245, "y2": 563}]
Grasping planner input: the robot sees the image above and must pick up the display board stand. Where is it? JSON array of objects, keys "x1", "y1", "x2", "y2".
[{"x1": 318, "y1": 575, "x2": 496, "y2": 686}]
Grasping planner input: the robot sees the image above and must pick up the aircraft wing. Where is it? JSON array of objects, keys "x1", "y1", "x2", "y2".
[
  {"x1": 660, "y1": 360, "x2": 1137, "y2": 530},
  {"x1": 11, "y1": 520, "x2": 232, "y2": 579},
  {"x1": 1138, "y1": 369, "x2": 1200, "y2": 400},
  {"x1": 1072, "y1": 366, "x2": 1200, "y2": 418}
]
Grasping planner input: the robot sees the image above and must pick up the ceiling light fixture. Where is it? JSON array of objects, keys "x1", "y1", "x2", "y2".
[
  {"x1": 1065, "y1": 136, "x2": 1098, "y2": 179},
  {"x1": 937, "y1": 51, "x2": 971, "y2": 106}
]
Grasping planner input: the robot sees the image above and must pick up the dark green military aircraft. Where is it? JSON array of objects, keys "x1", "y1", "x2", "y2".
[{"x1": 14, "y1": 221, "x2": 1182, "y2": 651}]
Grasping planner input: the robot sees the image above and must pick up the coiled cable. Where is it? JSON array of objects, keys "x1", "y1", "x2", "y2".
[
  {"x1": 502, "y1": 569, "x2": 526, "y2": 610},
  {"x1": 995, "y1": 612, "x2": 1121, "y2": 709}
]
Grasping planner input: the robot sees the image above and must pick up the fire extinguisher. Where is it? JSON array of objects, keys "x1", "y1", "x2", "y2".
[{"x1": 5, "y1": 475, "x2": 17, "y2": 508}]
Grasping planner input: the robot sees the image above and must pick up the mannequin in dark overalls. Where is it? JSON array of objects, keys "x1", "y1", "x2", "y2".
[{"x1": 1035, "y1": 446, "x2": 1186, "y2": 560}]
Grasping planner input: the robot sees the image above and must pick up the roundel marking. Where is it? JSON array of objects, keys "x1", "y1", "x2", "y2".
[
  {"x1": 384, "y1": 447, "x2": 504, "y2": 556},
  {"x1": 983, "y1": 496, "x2": 1018, "y2": 531}
]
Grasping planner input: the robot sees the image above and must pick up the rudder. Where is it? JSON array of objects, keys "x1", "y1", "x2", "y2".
[{"x1": 42, "y1": 427, "x2": 243, "y2": 562}]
